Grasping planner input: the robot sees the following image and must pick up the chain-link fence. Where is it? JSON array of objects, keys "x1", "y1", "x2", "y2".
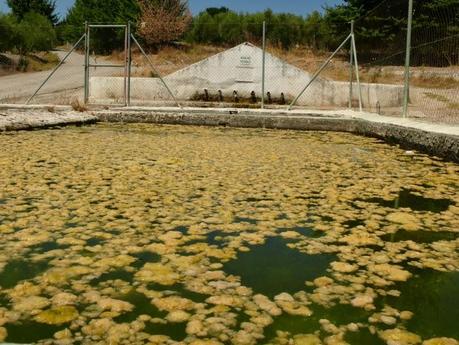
[{"x1": 0, "y1": 6, "x2": 457, "y2": 124}]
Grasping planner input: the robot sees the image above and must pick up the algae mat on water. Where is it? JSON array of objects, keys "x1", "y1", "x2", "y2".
[{"x1": 0, "y1": 124, "x2": 458, "y2": 345}]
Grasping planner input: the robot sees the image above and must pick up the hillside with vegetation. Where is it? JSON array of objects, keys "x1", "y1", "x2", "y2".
[{"x1": 0, "y1": 0, "x2": 457, "y2": 74}]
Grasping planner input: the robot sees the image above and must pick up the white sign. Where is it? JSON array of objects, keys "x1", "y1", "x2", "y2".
[{"x1": 240, "y1": 56, "x2": 252, "y2": 66}]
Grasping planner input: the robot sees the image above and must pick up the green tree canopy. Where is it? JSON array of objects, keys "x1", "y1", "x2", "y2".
[
  {"x1": 6, "y1": 0, "x2": 58, "y2": 25},
  {"x1": 0, "y1": 14, "x2": 17, "y2": 52},
  {"x1": 61, "y1": 0, "x2": 139, "y2": 52},
  {"x1": 15, "y1": 12, "x2": 56, "y2": 53}
]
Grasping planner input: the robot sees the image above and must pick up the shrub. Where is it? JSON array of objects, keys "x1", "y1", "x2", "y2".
[{"x1": 16, "y1": 12, "x2": 56, "y2": 54}]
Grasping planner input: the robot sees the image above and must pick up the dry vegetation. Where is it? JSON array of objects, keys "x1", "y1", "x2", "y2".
[
  {"x1": 0, "y1": 51, "x2": 60, "y2": 76},
  {"x1": 104, "y1": 44, "x2": 459, "y2": 90}
]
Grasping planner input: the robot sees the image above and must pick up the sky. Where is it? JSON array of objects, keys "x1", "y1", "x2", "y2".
[{"x1": 0, "y1": 0, "x2": 342, "y2": 19}]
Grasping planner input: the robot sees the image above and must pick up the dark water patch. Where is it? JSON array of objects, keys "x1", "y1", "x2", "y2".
[
  {"x1": 343, "y1": 219, "x2": 365, "y2": 228},
  {"x1": 144, "y1": 320, "x2": 187, "y2": 341},
  {"x1": 132, "y1": 251, "x2": 161, "y2": 269},
  {"x1": 115, "y1": 291, "x2": 165, "y2": 323},
  {"x1": 146, "y1": 283, "x2": 208, "y2": 303},
  {"x1": 0, "y1": 293, "x2": 10, "y2": 307},
  {"x1": 223, "y1": 237, "x2": 335, "y2": 298},
  {"x1": 264, "y1": 303, "x2": 372, "y2": 341},
  {"x1": 321, "y1": 215, "x2": 334, "y2": 222},
  {"x1": 244, "y1": 197, "x2": 274, "y2": 202},
  {"x1": 6, "y1": 320, "x2": 64, "y2": 343},
  {"x1": 86, "y1": 237, "x2": 105, "y2": 246},
  {"x1": 90, "y1": 269, "x2": 134, "y2": 286},
  {"x1": 0, "y1": 259, "x2": 49, "y2": 289},
  {"x1": 235, "y1": 217, "x2": 258, "y2": 224},
  {"x1": 381, "y1": 230, "x2": 458, "y2": 243},
  {"x1": 279, "y1": 226, "x2": 324, "y2": 238},
  {"x1": 207, "y1": 231, "x2": 226, "y2": 247},
  {"x1": 345, "y1": 328, "x2": 386, "y2": 345},
  {"x1": 174, "y1": 226, "x2": 188, "y2": 235},
  {"x1": 29, "y1": 241, "x2": 69, "y2": 253},
  {"x1": 383, "y1": 270, "x2": 459, "y2": 339},
  {"x1": 365, "y1": 189, "x2": 453, "y2": 212}
]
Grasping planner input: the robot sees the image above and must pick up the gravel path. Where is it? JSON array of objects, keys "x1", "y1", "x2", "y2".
[{"x1": 0, "y1": 50, "x2": 121, "y2": 104}]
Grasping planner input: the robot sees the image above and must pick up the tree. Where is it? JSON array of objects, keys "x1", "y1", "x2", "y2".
[
  {"x1": 138, "y1": 0, "x2": 191, "y2": 46},
  {"x1": 324, "y1": 0, "x2": 459, "y2": 65},
  {"x1": 0, "y1": 14, "x2": 17, "y2": 52},
  {"x1": 61, "y1": 0, "x2": 139, "y2": 53},
  {"x1": 6, "y1": 0, "x2": 58, "y2": 25},
  {"x1": 16, "y1": 12, "x2": 56, "y2": 54},
  {"x1": 206, "y1": 7, "x2": 229, "y2": 16}
]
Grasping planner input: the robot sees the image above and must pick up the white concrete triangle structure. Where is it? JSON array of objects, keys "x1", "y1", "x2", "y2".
[{"x1": 90, "y1": 42, "x2": 403, "y2": 108}]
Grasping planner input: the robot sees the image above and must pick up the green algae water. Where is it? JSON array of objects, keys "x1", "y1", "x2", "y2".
[{"x1": 0, "y1": 124, "x2": 458, "y2": 345}]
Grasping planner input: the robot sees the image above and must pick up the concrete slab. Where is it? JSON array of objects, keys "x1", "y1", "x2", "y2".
[{"x1": 0, "y1": 108, "x2": 97, "y2": 131}]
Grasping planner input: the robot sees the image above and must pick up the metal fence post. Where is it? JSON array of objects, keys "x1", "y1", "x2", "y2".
[
  {"x1": 261, "y1": 21, "x2": 266, "y2": 109},
  {"x1": 123, "y1": 23, "x2": 128, "y2": 106},
  {"x1": 403, "y1": 0, "x2": 414, "y2": 118},
  {"x1": 351, "y1": 33, "x2": 363, "y2": 112},
  {"x1": 84, "y1": 21, "x2": 90, "y2": 104},
  {"x1": 127, "y1": 21, "x2": 132, "y2": 106},
  {"x1": 349, "y1": 21, "x2": 354, "y2": 109}
]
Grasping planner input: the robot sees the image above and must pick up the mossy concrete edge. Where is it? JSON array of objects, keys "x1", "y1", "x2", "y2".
[{"x1": 95, "y1": 111, "x2": 459, "y2": 162}]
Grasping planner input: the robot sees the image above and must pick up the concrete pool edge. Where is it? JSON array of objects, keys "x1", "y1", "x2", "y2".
[
  {"x1": 1, "y1": 105, "x2": 458, "y2": 162},
  {"x1": 0, "y1": 108, "x2": 97, "y2": 132},
  {"x1": 95, "y1": 108, "x2": 459, "y2": 162}
]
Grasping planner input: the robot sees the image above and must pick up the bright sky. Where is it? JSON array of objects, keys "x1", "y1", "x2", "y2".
[{"x1": 0, "y1": 0, "x2": 342, "y2": 19}]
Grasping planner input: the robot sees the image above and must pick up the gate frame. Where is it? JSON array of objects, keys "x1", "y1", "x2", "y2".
[{"x1": 84, "y1": 22, "x2": 130, "y2": 106}]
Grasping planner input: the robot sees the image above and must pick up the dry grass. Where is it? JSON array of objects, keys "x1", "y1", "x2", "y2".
[
  {"x1": 0, "y1": 51, "x2": 60, "y2": 75},
  {"x1": 26, "y1": 52, "x2": 60, "y2": 72},
  {"x1": 70, "y1": 98, "x2": 87, "y2": 112},
  {"x1": 103, "y1": 44, "x2": 458, "y2": 89}
]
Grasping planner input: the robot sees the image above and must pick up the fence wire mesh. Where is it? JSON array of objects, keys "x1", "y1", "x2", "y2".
[{"x1": 0, "y1": 8, "x2": 458, "y2": 125}]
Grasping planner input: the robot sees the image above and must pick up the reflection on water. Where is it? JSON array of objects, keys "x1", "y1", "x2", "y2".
[{"x1": 365, "y1": 189, "x2": 454, "y2": 212}]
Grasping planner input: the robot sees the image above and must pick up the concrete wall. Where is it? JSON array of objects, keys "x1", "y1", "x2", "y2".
[{"x1": 89, "y1": 43, "x2": 403, "y2": 108}]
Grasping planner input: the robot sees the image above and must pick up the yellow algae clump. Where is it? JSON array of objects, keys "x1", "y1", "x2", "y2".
[
  {"x1": 293, "y1": 334, "x2": 322, "y2": 345},
  {"x1": 369, "y1": 264, "x2": 412, "y2": 282},
  {"x1": 35, "y1": 306, "x2": 78, "y2": 325},
  {"x1": 386, "y1": 212, "x2": 421, "y2": 231},
  {"x1": 95, "y1": 255, "x2": 136, "y2": 268},
  {"x1": 280, "y1": 231, "x2": 301, "y2": 239},
  {"x1": 350, "y1": 294, "x2": 374, "y2": 308},
  {"x1": 379, "y1": 329, "x2": 422, "y2": 345},
  {"x1": 313, "y1": 277, "x2": 334, "y2": 287},
  {"x1": 135, "y1": 263, "x2": 179, "y2": 285},
  {"x1": 330, "y1": 262, "x2": 358, "y2": 273},
  {"x1": 189, "y1": 340, "x2": 224, "y2": 345},
  {"x1": 52, "y1": 293, "x2": 78, "y2": 307},
  {"x1": 0, "y1": 327, "x2": 6, "y2": 342},
  {"x1": 82, "y1": 318, "x2": 113, "y2": 336},
  {"x1": 153, "y1": 296, "x2": 195, "y2": 312},
  {"x1": 165, "y1": 310, "x2": 191, "y2": 323},
  {"x1": 43, "y1": 266, "x2": 92, "y2": 284},
  {"x1": 13, "y1": 296, "x2": 50, "y2": 312},
  {"x1": 97, "y1": 298, "x2": 134, "y2": 313},
  {"x1": 423, "y1": 339, "x2": 459, "y2": 345}
]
